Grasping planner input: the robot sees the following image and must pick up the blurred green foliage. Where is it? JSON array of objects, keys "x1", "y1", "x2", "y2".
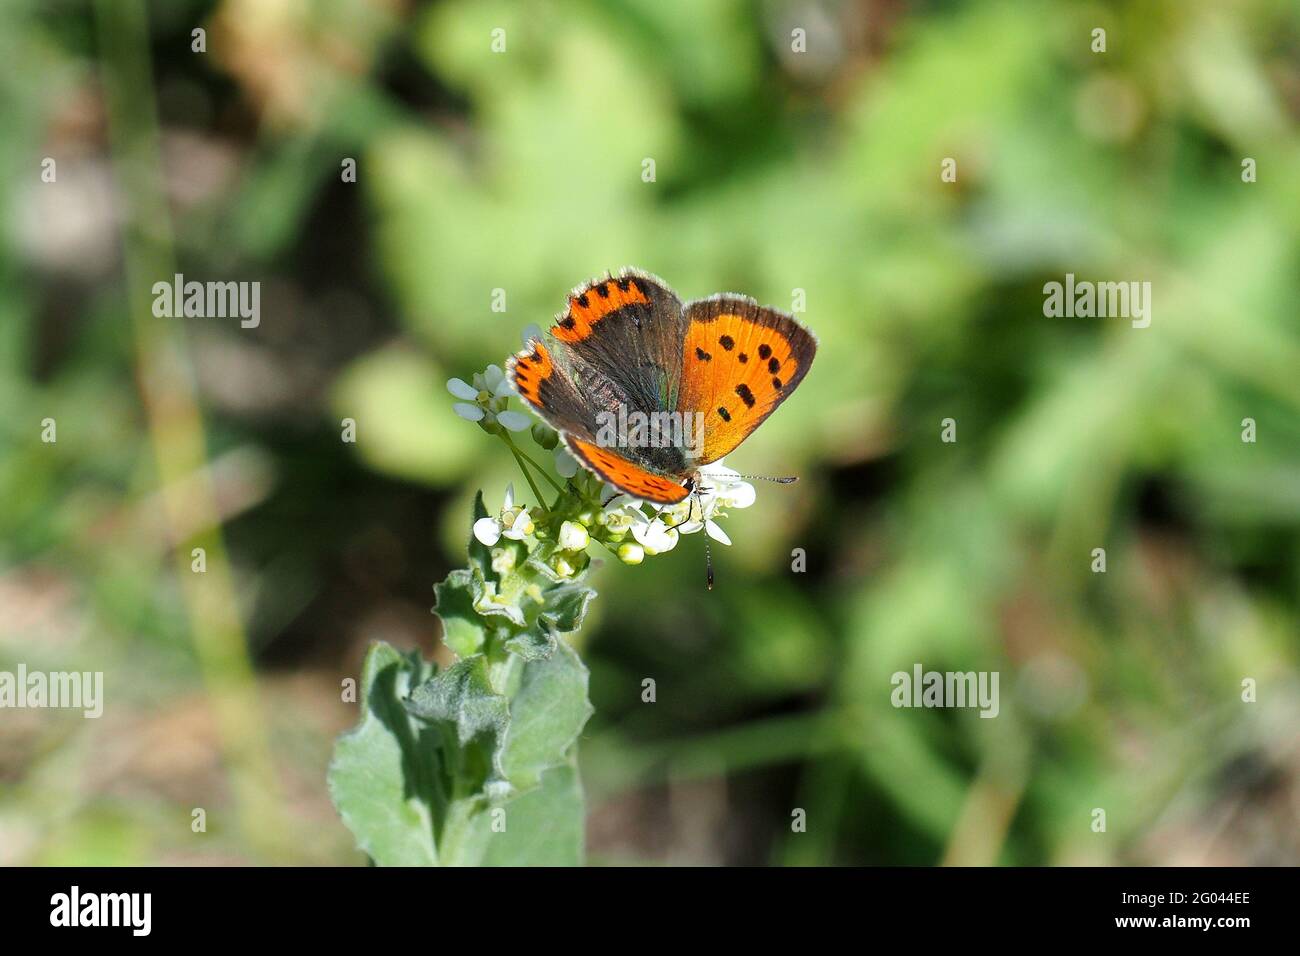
[{"x1": 1, "y1": 0, "x2": 1297, "y2": 865}]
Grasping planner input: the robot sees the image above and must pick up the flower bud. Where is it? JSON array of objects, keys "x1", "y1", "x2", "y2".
[
  {"x1": 558, "y1": 520, "x2": 589, "y2": 552},
  {"x1": 617, "y1": 542, "x2": 645, "y2": 565},
  {"x1": 490, "y1": 547, "x2": 516, "y2": 575},
  {"x1": 531, "y1": 422, "x2": 559, "y2": 450}
]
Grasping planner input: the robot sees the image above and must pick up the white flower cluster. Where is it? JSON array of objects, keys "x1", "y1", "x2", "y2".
[
  {"x1": 601, "y1": 462, "x2": 756, "y2": 564},
  {"x1": 470, "y1": 462, "x2": 756, "y2": 568}
]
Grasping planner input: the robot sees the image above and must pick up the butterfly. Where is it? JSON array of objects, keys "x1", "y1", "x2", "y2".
[{"x1": 508, "y1": 269, "x2": 817, "y2": 505}]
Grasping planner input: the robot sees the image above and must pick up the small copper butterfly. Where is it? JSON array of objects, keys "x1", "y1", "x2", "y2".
[{"x1": 508, "y1": 269, "x2": 817, "y2": 504}]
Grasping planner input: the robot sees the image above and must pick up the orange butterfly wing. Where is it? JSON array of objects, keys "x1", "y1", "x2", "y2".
[
  {"x1": 508, "y1": 340, "x2": 557, "y2": 412},
  {"x1": 565, "y1": 438, "x2": 690, "y2": 505},
  {"x1": 551, "y1": 274, "x2": 655, "y2": 344},
  {"x1": 676, "y1": 296, "x2": 817, "y2": 465}
]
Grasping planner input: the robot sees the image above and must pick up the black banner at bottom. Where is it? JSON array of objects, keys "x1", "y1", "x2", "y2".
[{"x1": 0, "y1": 866, "x2": 1281, "y2": 941}]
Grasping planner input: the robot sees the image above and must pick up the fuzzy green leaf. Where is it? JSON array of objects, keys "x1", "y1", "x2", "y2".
[
  {"x1": 500, "y1": 640, "x2": 593, "y2": 791},
  {"x1": 542, "y1": 582, "x2": 597, "y2": 633},
  {"x1": 433, "y1": 568, "x2": 487, "y2": 658},
  {"x1": 470, "y1": 566, "x2": 528, "y2": 627},
  {"x1": 406, "y1": 656, "x2": 509, "y2": 793},
  {"x1": 328, "y1": 642, "x2": 441, "y2": 866},
  {"x1": 481, "y1": 763, "x2": 585, "y2": 866},
  {"x1": 504, "y1": 622, "x2": 558, "y2": 662}
]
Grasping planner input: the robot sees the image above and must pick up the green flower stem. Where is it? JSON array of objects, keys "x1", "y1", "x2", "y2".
[
  {"x1": 502, "y1": 432, "x2": 566, "y2": 497},
  {"x1": 507, "y1": 441, "x2": 547, "y2": 507},
  {"x1": 437, "y1": 784, "x2": 484, "y2": 867}
]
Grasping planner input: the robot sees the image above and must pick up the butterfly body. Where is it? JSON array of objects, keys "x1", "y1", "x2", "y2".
[{"x1": 509, "y1": 269, "x2": 817, "y2": 504}]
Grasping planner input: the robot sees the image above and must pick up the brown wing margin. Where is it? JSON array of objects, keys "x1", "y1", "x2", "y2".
[{"x1": 566, "y1": 438, "x2": 690, "y2": 504}]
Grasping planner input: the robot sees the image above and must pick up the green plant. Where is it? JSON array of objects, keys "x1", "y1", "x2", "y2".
[{"x1": 327, "y1": 360, "x2": 756, "y2": 865}]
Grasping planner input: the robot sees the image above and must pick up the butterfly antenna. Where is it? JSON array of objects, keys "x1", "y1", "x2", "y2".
[
  {"x1": 735, "y1": 474, "x2": 799, "y2": 484},
  {"x1": 688, "y1": 483, "x2": 714, "y2": 591},
  {"x1": 704, "y1": 530, "x2": 714, "y2": 590}
]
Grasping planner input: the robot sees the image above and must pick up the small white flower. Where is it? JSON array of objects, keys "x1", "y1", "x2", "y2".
[
  {"x1": 473, "y1": 515, "x2": 501, "y2": 546},
  {"x1": 602, "y1": 501, "x2": 641, "y2": 533},
  {"x1": 496, "y1": 410, "x2": 532, "y2": 432},
  {"x1": 451, "y1": 361, "x2": 539, "y2": 433},
  {"x1": 558, "y1": 520, "x2": 590, "y2": 551},
  {"x1": 661, "y1": 498, "x2": 696, "y2": 532},
  {"x1": 715, "y1": 480, "x2": 755, "y2": 509},
  {"x1": 501, "y1": 505, "x2": 533, "y2": 539},
  {"x1": 473, "y1": 484, "x2": 535, "y2": 546},
  {"x1": 617, "y1": 542, "x2": 645, "y2": 565},
  {"x1": 652, "y1": 460, "x2": 757, "y2": 547},
  {"x1": 447, "y1": 377, "x2": 479, "y2": 400},
  {"x1": 697, "y1": 462, "x2": 756, "y2": 511},
  {"x1": 631, "y1": 515, "x2": 679, "y2": 555},
  {"x1": 480, "y1": 364, "x2": 513, "y2": 399},
  {"x1": 554, "y1": 448, "x2": 579, "y2": 478}
]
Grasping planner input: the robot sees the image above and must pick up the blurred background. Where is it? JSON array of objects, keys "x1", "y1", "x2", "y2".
[{"x1": 2, "y1": 0, "x2": 1298, "y2": 866}]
